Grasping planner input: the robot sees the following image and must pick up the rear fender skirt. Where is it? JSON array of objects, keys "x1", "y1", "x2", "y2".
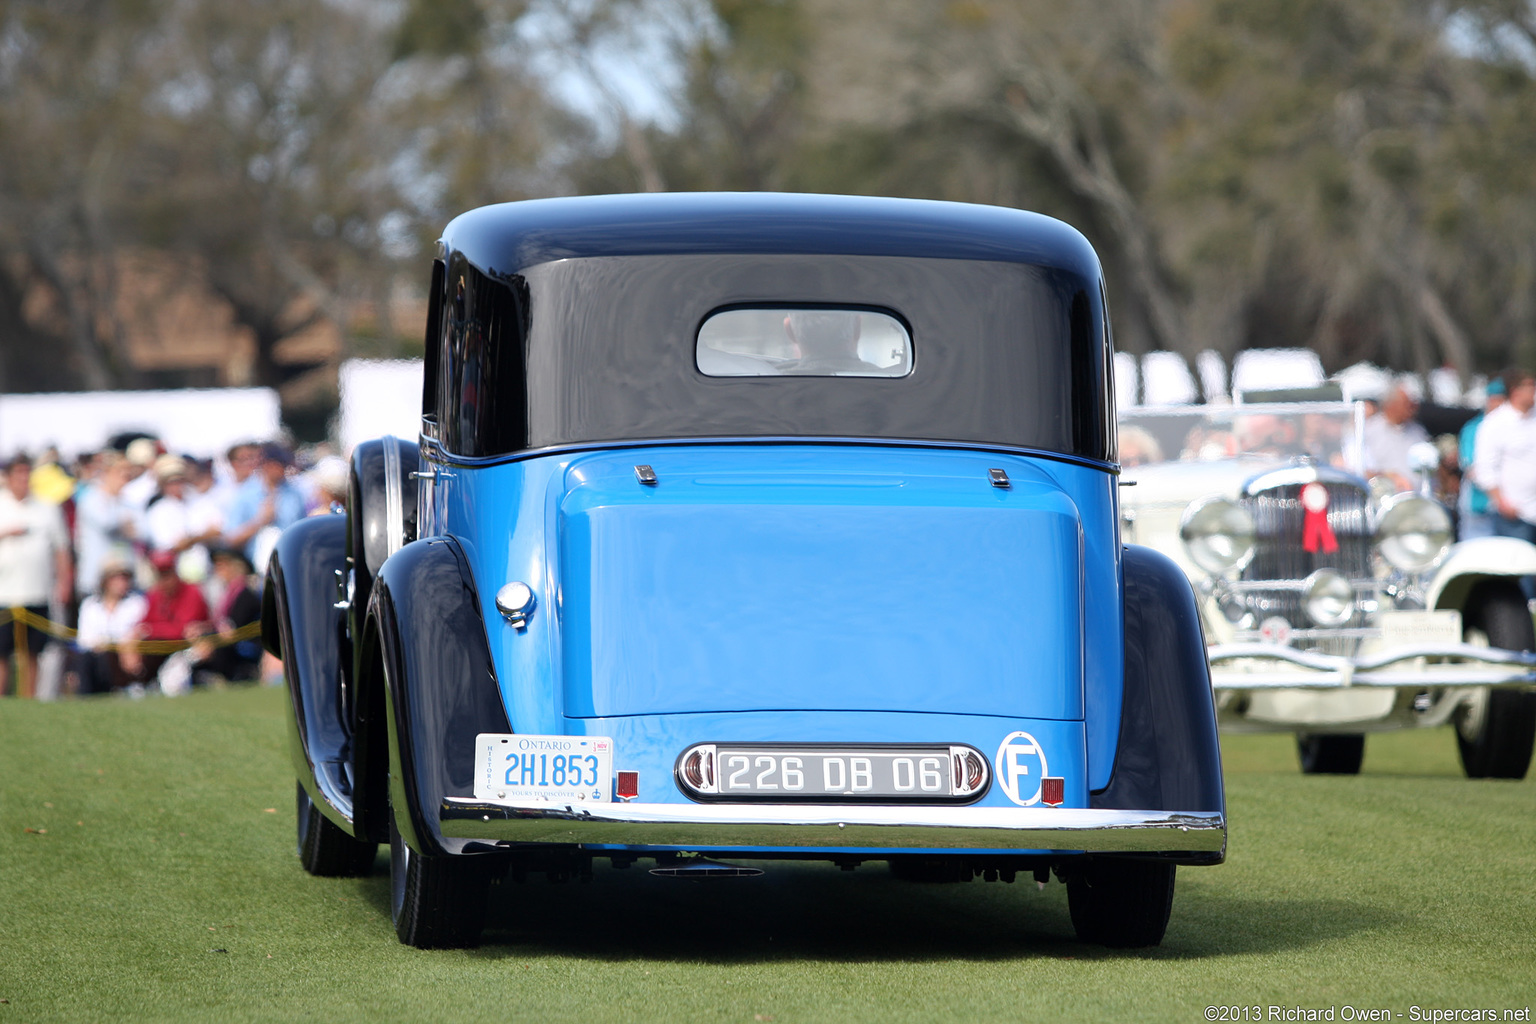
[
  {"x1": 263, "y1": 514, "x2": 359, "y2": 836},
  {"x1": 369, "y1": 536, "x2": 510, "y2": 856},
  {"x1": 1092, "y1": 544, "x2": 1225, "y2": 831}
]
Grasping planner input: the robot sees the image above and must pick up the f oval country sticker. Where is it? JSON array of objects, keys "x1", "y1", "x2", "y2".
[{"x1": 995, "y1": 731, "x2": 1049, "y2": 806}]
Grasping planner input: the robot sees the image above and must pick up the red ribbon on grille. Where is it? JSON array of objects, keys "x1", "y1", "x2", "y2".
[{"x1": 1301, "y1": 482, "x2": 1338, "y2": 554}]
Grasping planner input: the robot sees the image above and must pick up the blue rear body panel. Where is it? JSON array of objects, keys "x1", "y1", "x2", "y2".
[{"x1": 428, "y1": 442, "x2": 1123, "y2": 801}]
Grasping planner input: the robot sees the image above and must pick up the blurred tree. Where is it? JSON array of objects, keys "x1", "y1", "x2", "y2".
[
  {"x1": 5, "y1": 0, "x2": 1535, "y2": 403},
  {"x1": 0, "y1": 0, "x2": 580, "y2": 399},
  {"x1": 593, "y1": 0, "x2": 1536, "y2": 385},
  {"x1": 571, "y1": 0, "x2": 807, "y2": 193},
  {"x1": 0, "y1": 0, "x2": 167, "y2": 391}
]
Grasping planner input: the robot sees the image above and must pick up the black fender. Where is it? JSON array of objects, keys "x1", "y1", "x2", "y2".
[
  {"x1": 364, "y1": 535, "x2": 510, "y2": 857},
  {"x1": 1091, "y1": 544, "x2": 1225, "y2": 844},
  {"x1": 347, "y1": 436, "x2": 419, "y2": 686},
  {"x1": 262, "y1": 514, "x2": 362, "y2": 836}
]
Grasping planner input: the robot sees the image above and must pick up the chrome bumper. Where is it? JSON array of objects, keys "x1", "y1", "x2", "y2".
[
  {"x1": 1209, "y1": 642, "x2": 1536, "y2": 689},
  {"x1": 440, "y1": 798, "x2": 1226, "y2": 856}
]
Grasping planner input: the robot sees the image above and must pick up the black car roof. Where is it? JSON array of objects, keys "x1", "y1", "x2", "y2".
[
  {"x1": 427, "y1": 193, "x2": 1115, "y2": 465},
  {"x1": 440, "y1": 192, "x2": 1101, "y2": 279}
]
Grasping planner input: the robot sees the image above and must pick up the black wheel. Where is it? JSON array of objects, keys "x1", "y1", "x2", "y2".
[
  {"x1": 1457, "y1": 581, "x2": 1536, "y2": 780},
  {"x1": 1066, "y1": 859, "x2": 1176, "y2": 948},
  {"x1": 296, "y1": 782, "x2": 377, "y2": 877},
  {"x1": 1296, "y1": 733, "x2": 1365, "y2": 774},
  {"x1": 389, "y1": 817, "x2": 495, "y2": 948}
]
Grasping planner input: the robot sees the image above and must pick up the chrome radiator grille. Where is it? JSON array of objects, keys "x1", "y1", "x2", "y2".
[{"x1": 1238, "y1": 480, "x2": 1372, "y2": 650}]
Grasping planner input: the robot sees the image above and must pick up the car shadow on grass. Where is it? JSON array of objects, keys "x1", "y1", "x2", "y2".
[{"x1": 352, "y1": 858, "x2": 1396, "y2": 963}]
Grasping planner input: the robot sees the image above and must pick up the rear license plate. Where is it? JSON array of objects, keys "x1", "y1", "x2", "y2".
[
  {"x1": 473, "y1": 734, "x2": 614, "y2": 803},
  {"x1": 715, "y1": 746, "x2": 956, "y2": 799},
  {"x1": 1379, "y1": 609, "x2": 1461, "y2": 647}
]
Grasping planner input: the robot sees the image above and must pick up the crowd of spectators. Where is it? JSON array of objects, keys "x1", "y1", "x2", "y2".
[{"x1": 0, "y1": 437, "x2": 350, "y2": 699}]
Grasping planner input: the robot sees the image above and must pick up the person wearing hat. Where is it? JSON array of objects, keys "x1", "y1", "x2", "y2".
[
  {"x1": 187, "y1": 547, "x2": 262, "y2": 683},
  {"x1": 74, "y1": 561, "x2": 147, "y2": 694},
  {"x1": 144, "y1": 454, "x2": 220, "y2": 582},
  {"x1": 223, "y1": 443, "x2": 306, "y2": 570},
  {"x1": 119, "y1": 437, "x2": 162, "y2": 525},
  {"x1": 119, "y1": 550, "x2": 210, "y2": 688},
  {"x1": 1459, "y1": 378, "x2": 1507, "y2": 540}
]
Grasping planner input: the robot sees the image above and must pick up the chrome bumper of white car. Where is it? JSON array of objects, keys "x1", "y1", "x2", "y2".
[
  {"x1": 1208, "y1": 641, "x2": 1536, "y2": 689},
  {"x1": 439, "y1": 799, "x2": 1226, "y2": 857}
]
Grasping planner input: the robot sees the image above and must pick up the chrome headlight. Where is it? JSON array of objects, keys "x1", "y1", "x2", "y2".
[
  {"x1": 1376, "y1": 495, "x2": 1451, "y2": 572},
  {"x1": 1180, "y1": 496, "x2": 1256, "y2": 575},
  {"x1": 1302, "y1": 569, "x2": 1355, "y2": 627}
]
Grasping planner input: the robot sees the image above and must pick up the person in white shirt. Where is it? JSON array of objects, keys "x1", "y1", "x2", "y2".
[
  {"x1": 1362, "y1": 382, "x2": 1430, "y2": 493},
  {"x1": 119, "y1": 437, "x2": 161, "y2": 529},
  {"x1": 185, "y1": 459, "x2": 225, "y2": 544},
  {"x1": 144, "y1": 455, "x2": 221, "y2": 582},
  {"x1": 1473, "y1": 369, "x2": 1536, "y2": 536},
  {"x1": 73, "y1": 451, "x2": 139, "y2": 599},
  {"x1": 74, "y1": 561, "x2": 147, "y2": 694},
  {"x1": 0, "y1": 454, "x2": 72, "y2": 698}
]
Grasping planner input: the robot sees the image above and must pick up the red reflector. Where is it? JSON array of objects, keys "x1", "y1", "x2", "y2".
[
  {"x1": 615, "y1": 771, "x2": 640, "y2": 799},
  {"x1": 965, "y1": 752, "x2": 985, "y2": 790},
  {"x1": 1040, "y1": 777, "x2": 1064, "y2": 807}
]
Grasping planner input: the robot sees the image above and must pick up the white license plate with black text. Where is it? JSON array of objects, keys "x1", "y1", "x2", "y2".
[{"x1": 1379, "y1": 609, "x2": 1461, "y2": 647}]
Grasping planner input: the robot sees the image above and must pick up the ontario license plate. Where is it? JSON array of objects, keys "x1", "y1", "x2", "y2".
[
  {"x1": 473, "y1": 734, "x2": 614, "y2": 803},
  {"x1": 715, "y1": 746, "x2": 955, "y2": 799}
]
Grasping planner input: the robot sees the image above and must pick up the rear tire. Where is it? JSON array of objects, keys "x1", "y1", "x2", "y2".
[
  {"x1": 296, "y1": 782, "x2": 377, "y2": 877},
  {"x1": 1296, "y1": 733, "x2": 1365, "y2": 774},
  {"x1": 1067, "y1": 859, "x2": 1175, "y2": 948},
  {"x1": 1457, "y1": 582, "x2": 1536, "y2": 780},
  {"x1": 389, "y1": 817, "x2": 495, "y2": 948}
]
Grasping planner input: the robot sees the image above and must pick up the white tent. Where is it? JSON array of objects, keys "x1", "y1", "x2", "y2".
[
  {"x1": 1140, "y1": 351, "x2": 1200, "y2": 405},
  {"x1": 1230, "y1": 348, "x2": 1325, "y2": 396},
  {"x1": 0, "y1": 387, "x2": 281, "y2": 460},
  {"x1": 1112, "y1": 351, "x2": 1139, "y2": 409},
  {"x1": 336, "y1": 359, "x2": 424, "y2": 453}
]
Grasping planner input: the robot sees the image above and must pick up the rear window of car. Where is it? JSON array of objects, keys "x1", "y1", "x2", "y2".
[{"x1": 697, "y1": 307, "x2": 912, "y2": 377}]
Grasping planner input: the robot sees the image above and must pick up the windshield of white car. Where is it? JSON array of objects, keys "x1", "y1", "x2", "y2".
[{"x1": 1118, "y1": 403, "x2": 1365, "y2": 474}]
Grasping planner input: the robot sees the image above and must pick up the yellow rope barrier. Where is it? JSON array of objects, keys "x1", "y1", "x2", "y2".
[{"x1": 0, "y1": 606, "x2": 263, "y2": 656}]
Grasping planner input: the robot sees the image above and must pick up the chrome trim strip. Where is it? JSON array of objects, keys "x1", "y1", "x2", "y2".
[
  {"x1": 411, "y1": 436, "x2": 1118, "y2": 475},
  {"x1": 1215, "y1": 669, "x2": 1536, "y2": 688},
  {"x1": 382, "y1": 435, "x2": 403, "y2": 559},
  {"x1": 1354, "y1": 643, "x2": 1536, "y2": 669},
  {"x1": 1209, "y1": 641, "x2": 1536, "y2": 689},
  {"x1": 1225, "y1": 578, "x2": 1379, "y2": 594},
  {"x1": 1231, "y1": 627, "x2": 1380, "y2": 642},
  {"x1": 1240, "y1": 464, "x2": 1323, "y2": 493},
  {"x1": 439, "y1": 799, "x2": 1226, "y2": 853},
  {"x1": 1210, "y1": 643, "x2": 1357, "y2": 671}
]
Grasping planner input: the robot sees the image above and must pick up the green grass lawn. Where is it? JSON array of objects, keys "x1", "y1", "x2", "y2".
[{"x1": 2, "y1": 686, "x2": 1533, "y2": 1023}]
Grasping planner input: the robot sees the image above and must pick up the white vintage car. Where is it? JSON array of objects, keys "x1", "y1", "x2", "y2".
[{"x1": 1119, "y1": 401, "x2": 1536, "y2": 777}]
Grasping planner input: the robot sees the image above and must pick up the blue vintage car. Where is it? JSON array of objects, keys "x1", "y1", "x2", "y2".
[{"x1": 263, "y1": 192, "x2": 1225, "y2": 949}]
